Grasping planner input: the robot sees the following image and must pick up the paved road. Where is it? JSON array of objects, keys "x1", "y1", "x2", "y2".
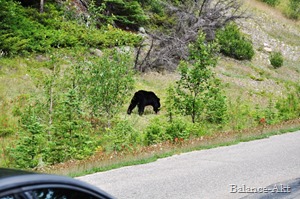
[{"x1": 77, "y1": 131, "x2": 300, "y2": 199}]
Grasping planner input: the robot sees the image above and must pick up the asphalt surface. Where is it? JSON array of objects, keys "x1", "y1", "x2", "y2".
[{"x1": 77, "y1": 131, "x2": 300, "y2": 199}]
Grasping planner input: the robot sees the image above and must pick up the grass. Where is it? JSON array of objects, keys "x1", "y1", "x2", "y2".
[
  {"x1": 43, "y1": 118, "x2": 300, "y2": 177},
  {"x1": 1, "y1": 51, "x2": 299, "y2": 175}
]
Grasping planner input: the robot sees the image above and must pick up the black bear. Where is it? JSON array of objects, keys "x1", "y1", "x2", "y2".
[{"x1": 127, "y1": 90, "x2": 161, "y2": 115}]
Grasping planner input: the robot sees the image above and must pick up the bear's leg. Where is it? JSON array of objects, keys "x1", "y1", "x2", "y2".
[
  {"x1": 152, "y1": 102, "x2": 160, "y2": 114},
  {"x1": 153, "y1": 107, "x2": 159, "y2": 114},
  {"x1": 127, "y1": 99, "x2": 138, "y2": 115},
  {"x1": 138, "y1": 104, "x2": 145, "y2": 115}
]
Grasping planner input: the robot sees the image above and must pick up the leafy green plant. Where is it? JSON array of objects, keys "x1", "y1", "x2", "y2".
[
  {"x1": 99, "y1": 26, "x2": 143, "y2": 47},
  {"x1": 8, "y1": 54, "x2": 97, "y2": 167},
  {"x1": 276, "y1": 85, "x2": 300, "y2": 121},
  {"x1": 0, "y1": 1, "x2": 142, "y2": 56},
  {"x1": 88, "y1": 0, "x2": 148, "y2": 30},
  {"x1": 0, "y1": 1, "x2": 79, "y2": 55},
  {"x1": 227, "y1": 97, "x2": 257, "y2": 130},
  {"x1": 144, "y1": 118, "x2": 169, "y2": 145},
  {"x1": 187, "y1": 122, "x2": 210, "y2": 138},
  {"x1": 0, "y1": 0, "x2": 31, "y2": 55},
  {"x1": 10, "y1": 107, "x2": 47, "y2": 168},
  {"x1": 47, "y1": 87, "x2": 96, "y2": 163},
  {"x1": 286, "y1": 0, "x2": 300, "y2": 19},
  {"x1": 0, "y1": 33, "x2": 29, "y2": 56},
  {"x1": 216, "y1": 23, "x2": 254, "y2": 60},
  {"x1": 103, "y1": 119, "x2": 141, "y2": 151},
  {"x1": 270, "y1": 51, "x2": 284, "y2": 68},
  {"x1": 205, "y1": 79, "x2": 228, "y2": 124},
  {"x1": 263, "y1": 99, "x2": 279, "y2": 124},
  {"x1": 170, "y1": 32, "x2": 227, "y2": 123},
  {"x1": 75, "y1": 49, "x2": 135, "y2": 121},
  {"x1": 165, "y1": 119, "x2": 190, "y2": 142},
  {"x1": 165, "y1": 86, "x2": 179, "y2": 122}
]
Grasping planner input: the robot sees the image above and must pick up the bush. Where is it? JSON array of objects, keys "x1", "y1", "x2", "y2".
[
  {"x1": 88, "y1": 0, "x2": 148, "y2": 30},
  {"x1": 86, "y1": 25, "x2": 142, "y2": 48},
  {"x1": 270, "y1": 51, "x2": 284, "y2": 68},
  {"x1": 0, "y1": 1, "x2": 79, "y2": 55},
  {"x1": 216, "y1": 23, "x2": 255, "y2": 60},
  {"x1": 144, "y1": 118, "x2": 169, "y2": 145},
  {"x1": 103, "y1": 120, "x2": 141, "y2": 151},
  {"x1": 9, "y1": 108, "x2": 47, "y2": 168},
  {"x1": 0, "y1": 1, "x2": 142, "y2": 56},
  {"x1": 276, "y1": 85, "x2": 300, "y2": 120},
  {"x1": 47, "y1": 88, "x2": 96, "y2": 163},
  {"x1": 204, "y1": 79, "x2": 228, "y2": 124},
  {"x1": 0, "y1": 0, "x2": 32, "y2": 55},
  {"x1": 165, "y1": 119, "x2": 190, "y2": 142},
  {"x1": 171, "y1": 32, "x2": 227, "y2": 124},
  {"x1": 286, "y1": 0, "x2": 300, "y2": 20},
  {"x1": 10, "y1": 87, "x2": 97, "y2": 167},
  {"x1": 74, "y1": 49, "x2": 135, "y2": 120},
  {"x1": 261, "y1": 0, "x2": 280, "y2": 6}
]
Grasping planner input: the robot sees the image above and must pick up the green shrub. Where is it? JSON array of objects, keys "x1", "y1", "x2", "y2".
[
  {"x1": 276, "y1": 85, "x2": 300, "y2": 120},
  {"x1": 0, "y1": 1, "x2": 78, "y2": 55},
  {"x1": 9, "y1": 85, "x2": 98, "y2": 168},
  {"x1": 144, "y1": 118, "x2": 169, "y2": 145},
  {"x1": 9, "y1": 56, "x2": 98, "y2": 168},
  {"x1": 187, "y1": 123, "x2": 210, "y2": 137},
  {"x1": 74, "y1": 49, "x2": 135, "y2": 120},
  {"x1": 270, "y1": 51, "x2": 284, "y2": 68},
  {"x1": 103, "y1": 120, "x2": 141, "y2": 151},
  {"x1": 9, "y1": 107, "x2": 47, "y2": 168},
  {"x1": 171, "y1": 32, "x2": 227, "y2": 124},
  {"x1": 47, "y1": 88, "x2": 96, "y2": 163},
  {"x1": 88, "y1": 0, "x2": 148, "y2": 30},
  {"x1": 97, "y1": 26, "x2": 142, "y2": 47},
  {"x1": 286, "y1": 0, "x2": 300, "y2": 20},
  {"x1": 0, "y1": 0, "x2": 32, "y2": 55},
  {"x1": 261, "y1": 0, "x2": 280, "y2": 6},
  {"x1": 0, "y1": 1, "x2": 142, "y2": 56},
  {"x1": 204, "y1": 79, "x2": 228, "y2": 124},
  {"x1": 148, "y1": 0, "x2": 165, "y2": 14},
  {"x1": 227, "y1": 97, "x2": 257, "y2": 130},
  {"x1": 216, "y1": 23, "x2": 254, "y2": 60},
  {"x1": 165, "y1": 119, "x2": 189, "y2": 141}
]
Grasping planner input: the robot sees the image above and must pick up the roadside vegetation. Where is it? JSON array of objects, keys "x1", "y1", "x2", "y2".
[
  {"x1": 261, "y1": 0, "x2": 300, "y2": 19},
  {"x1": 0, "y1": 0, "x2": 299, "y2": 174}
]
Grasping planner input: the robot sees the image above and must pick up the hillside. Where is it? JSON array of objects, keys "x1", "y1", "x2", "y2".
[
  {"x1": 217, "y1": 0, "x2": 300, "y2": 103},
  {"x1": 130, "y1": 0, "x2": 300, "y2": 131},
  {"x1": 0, "y1": 0, "x2": 300, "y2": 172}
]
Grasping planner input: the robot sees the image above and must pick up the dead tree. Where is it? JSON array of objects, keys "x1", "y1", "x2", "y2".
[{"x1": 135, "y1": 0, "x2": 249, "y2": 72}]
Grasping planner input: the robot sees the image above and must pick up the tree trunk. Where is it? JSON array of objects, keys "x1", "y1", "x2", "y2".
[{"x1": 40, "y1": 0, "x2": 44, "y2": 13}]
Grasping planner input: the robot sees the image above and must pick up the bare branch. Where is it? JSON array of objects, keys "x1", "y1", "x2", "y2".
[{"x1": 137, "y1": 0, "x2": 249, "y2": 72}]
